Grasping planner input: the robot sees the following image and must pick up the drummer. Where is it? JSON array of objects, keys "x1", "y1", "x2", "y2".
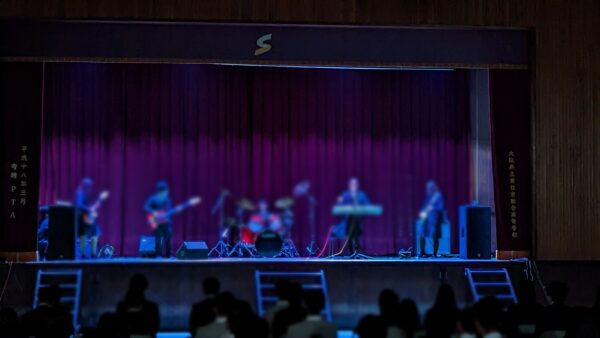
[
  {"x1": 248, "y1": 199, "x2": 284, "y2": 234},
  {"x1": 256, "y1": 199, "x2": 271, "y2": 225}
]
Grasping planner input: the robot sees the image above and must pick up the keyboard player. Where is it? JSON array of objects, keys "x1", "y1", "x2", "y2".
[{"x1": 333, "y1": 177, "x2": 371, "y2": 254}]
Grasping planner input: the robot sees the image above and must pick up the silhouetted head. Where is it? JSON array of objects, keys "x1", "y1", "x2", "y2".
[
  {"x1": 457, "y1": 307, "x2": 477, "y2": 334},
  {"x1": 434, "y1": 283, "x2": 457, "y2": 312},
  {"x1": 0, "y1": 307, "x2": 19, "y2": 335},
  {"x1": 356, "y1": 314, "x2": 387, "y2": 338},
  {"x1": 203, "y1": 277, "x2": 220, "y2": 296},
  {"x1": 474, "y1": 297, "x2": 503, "y2": 335},
  {"x1": 229, "y1": 314, "x2": 268, "y2": 338},
  {"x1": 378, "y1": 289, "x2": 399, "y2": 316},
  {"x1": 517, "y1": 279, "x2": 537, "y2": 305},
  {"x1": 274, "y1": 279, "x2": 291, "y2": 300},
  {"x1": 349, "y1": 177, "x2": 360, "y2": 192},
  {"x1": 129, "y1": 273, "x2": 148, "y2": 293},
  {"x1": 547, "y1": 281, "x2": 569, "y2": 305},
  {"x1": 398, "y1": 298, "x2": 421, "y2": 333},
  {"x1": 304, "y1": 290, "x2": 326, "y2": 315},
  {"x1": 287, "y1": 282, "x2": 304, "y2": 305}
]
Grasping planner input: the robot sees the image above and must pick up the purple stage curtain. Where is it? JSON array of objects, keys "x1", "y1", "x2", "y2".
[{"x1": 39, "y1": 63, "x2": 470, "y2": 256}]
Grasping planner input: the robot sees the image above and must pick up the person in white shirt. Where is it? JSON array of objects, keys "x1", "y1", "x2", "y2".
[
  {"x1": 286, "y1": 290, "x2": 336, "y2": 338},
  {"x1": 195, "y1": 292, "x2": 235, "y2": 338}
]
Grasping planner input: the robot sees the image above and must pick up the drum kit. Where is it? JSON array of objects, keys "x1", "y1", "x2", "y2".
[{"x1": 208, "y1": 193, "x2": 300, "y2": 258}]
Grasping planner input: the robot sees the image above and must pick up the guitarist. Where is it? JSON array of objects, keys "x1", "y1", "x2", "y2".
[
  {"x1": 75, "y1": 177, "x2": 106, "y2": 258},
  {"x1": 144, "y1": 181, "x2": 174, "y2": 258}
]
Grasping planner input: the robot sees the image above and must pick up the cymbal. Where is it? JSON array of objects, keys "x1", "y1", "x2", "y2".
[
  {"x1": 237, "y1": 198, "x2": 255, "y2": 210},
  {"x1": 275, "y1": 197, "x2": 294, "y2": 209}
]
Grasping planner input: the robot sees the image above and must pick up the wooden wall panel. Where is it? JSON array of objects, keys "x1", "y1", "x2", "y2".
[{"x1": 1, "y1": 0, "x2": 598, "y2": 260}]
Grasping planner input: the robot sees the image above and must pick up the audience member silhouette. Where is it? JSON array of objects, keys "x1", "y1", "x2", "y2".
[
  {"x1": 424, "y1": 283, "x2": 459, "y2": 338},
  {"x1": 473, "y1": 297, "x2": 504, "y2": 338},
  {"x1": 356, "y1": 314, "x2": 388, "y2": 338},
  {"x1": 228, "y1": 298, "x2": 269, "y2": 338},
  {"x1": 505, "y1": 279, "x2": 542, "y2": 337},
  {"x1": 189, "y1": 276, "x2": 220, "y2": 335},
  {"x1": 194, "y1": 291, "x2": 235, "y2": 338},
  {"x1": 20, "y1": 284, "x2": 74, "y2": 338},
  {"x1": 272, "y1": 281, "x2": 307, "y2": 338},
  {"x1": 287, "y1": 290, "x2": 337, "y2": 338},
  {"x1": 454, "y1": 307, "x2": 477, "y2": 338},
  {"x1": 265, "y1": 279, "x2": 291, "y2": 328},
  {"x1": 378, "y1": 289, "x2": 405, "y2": 338},
  {"x1": 536, "y1": 280, "x2": 573, "y2": 335},
  {"x1": 116, "y1": 273, "x2": 160, "y2": 338},
  {"x1": 92, "y1": 312, "x2": 128, "y2": 338},
  {"x1": 0, "y1": 307, "x2": 20, "y2": 338},
  {"x1": 397, "y1": 298, "x2": 421, "y2": 338}
]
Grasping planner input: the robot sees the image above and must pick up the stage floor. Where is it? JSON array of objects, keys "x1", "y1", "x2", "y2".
[
  {"x1": 2, "y1": 256, "x2": 528, "y2": 330},
  {"x1": 26, "y1": 256, "x2": 528, "y2": 266}
]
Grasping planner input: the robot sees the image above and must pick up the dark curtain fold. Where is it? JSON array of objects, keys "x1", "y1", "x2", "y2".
[{"x1": 40, "y1": 63, "x2": 471, "y2": 256}]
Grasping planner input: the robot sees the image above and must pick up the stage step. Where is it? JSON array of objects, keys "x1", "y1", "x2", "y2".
[
  {"x1": 34, "y1": 269, "x2": 83, "y2": 331},
  {"x1": 255, "y1": 270, "x2": 332, "y2": 321},
  {"x1": 465, "y1": 268, "x2": 517, "y2": 305}
]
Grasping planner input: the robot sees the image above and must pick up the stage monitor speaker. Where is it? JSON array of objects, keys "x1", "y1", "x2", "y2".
[
  {"x1": 176, "y1": 241, "x2": 208, "y2": 260},
  {"x1": 139, "y1": 236, "x2": 156, "y2": 257},
  {"x1": 46, "y1": 206, "x2": 76, "y2": 260},
  {"x1": 459, "y1": 205, "x2": 492, "y2": 259}
]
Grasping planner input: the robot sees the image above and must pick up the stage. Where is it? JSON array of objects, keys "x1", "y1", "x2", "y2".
[{"x1": 0, "y1": 257, "x2": 528, "y2": 330}]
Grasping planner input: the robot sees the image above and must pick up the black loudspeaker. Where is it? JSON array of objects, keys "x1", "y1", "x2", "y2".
[
  {"x1": 139, "y1": 236, "x2": 156, "y2": 257},
  {"x1": 46, "y1": 206, "x2": 76, "y2": 260},
  {"x1": 176, "y1": 241, "x2": 208, "y2": 260},
  {"x1": 459, "y1": 205, "x2": 492, "y2": 259}
]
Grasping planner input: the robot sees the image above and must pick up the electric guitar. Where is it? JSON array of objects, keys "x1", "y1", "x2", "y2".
[
  {"x1": 147, "y1": 196, "x2": 202, "y2": 230},
  {"x1": 82, "y1": 190, "x2": 110, "y2": 225}
]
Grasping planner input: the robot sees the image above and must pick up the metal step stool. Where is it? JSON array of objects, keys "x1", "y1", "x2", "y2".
[
  {"x1": 465, "y1": 268, "x2": 517, "y2": 305},
  {"x1": 255, "y1": 270, "x2": 332, "y2": 320},
  {"x1": 34, "y1": 269, "x2": 83, "y2": 330}
]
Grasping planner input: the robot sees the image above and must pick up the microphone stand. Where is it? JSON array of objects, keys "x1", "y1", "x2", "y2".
[
  {"x1": 208, "y1": 190, "x2": 230, "y2": 257},
  {"x1": 305, "y1": 193, "x2": 319, "y2": 256}
]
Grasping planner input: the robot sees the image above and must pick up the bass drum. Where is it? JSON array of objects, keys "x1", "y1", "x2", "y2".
[{"x1": 254, "y1": 230, "x2": 283, "y2": 257}]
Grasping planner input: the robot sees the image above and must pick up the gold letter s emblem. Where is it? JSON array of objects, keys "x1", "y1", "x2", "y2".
[{"x1": 254, "y1": 33, "x2": 272, "y2": 56}]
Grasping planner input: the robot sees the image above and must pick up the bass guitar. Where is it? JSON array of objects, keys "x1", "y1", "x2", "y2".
[
  {"x1": 147, "y1": 196, "x2": 202, "y2": 230},
  {"x1": 82, "y1": 190, "x2": 110, "y2": 225}
]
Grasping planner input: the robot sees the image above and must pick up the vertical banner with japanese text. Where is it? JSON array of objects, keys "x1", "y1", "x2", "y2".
[
  {"x1": 0, "y1": 62, "x2": 43, "y2": 258},
  {"x1": 490, "y1": 70, "x2": 532, "y2": 257}
]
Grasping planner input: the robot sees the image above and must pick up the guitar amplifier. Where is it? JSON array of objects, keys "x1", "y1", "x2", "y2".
[{"x1": 138, "y1": 236, "x2": 156, "y2": 257}]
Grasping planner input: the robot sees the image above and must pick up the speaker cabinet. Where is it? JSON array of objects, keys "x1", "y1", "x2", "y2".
[
  {"x1": 46, "y1": 206, "x2": 76, "y2": 260},
  {"x1": 176, "y1": 241, "x2": 208, "y2": 260},
  {"x1": 459, "y1": 205, "x2": 492, "y2": 259},
  {"x1": 139, "y1": 236, "x2": 156, "y2": 257}
]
